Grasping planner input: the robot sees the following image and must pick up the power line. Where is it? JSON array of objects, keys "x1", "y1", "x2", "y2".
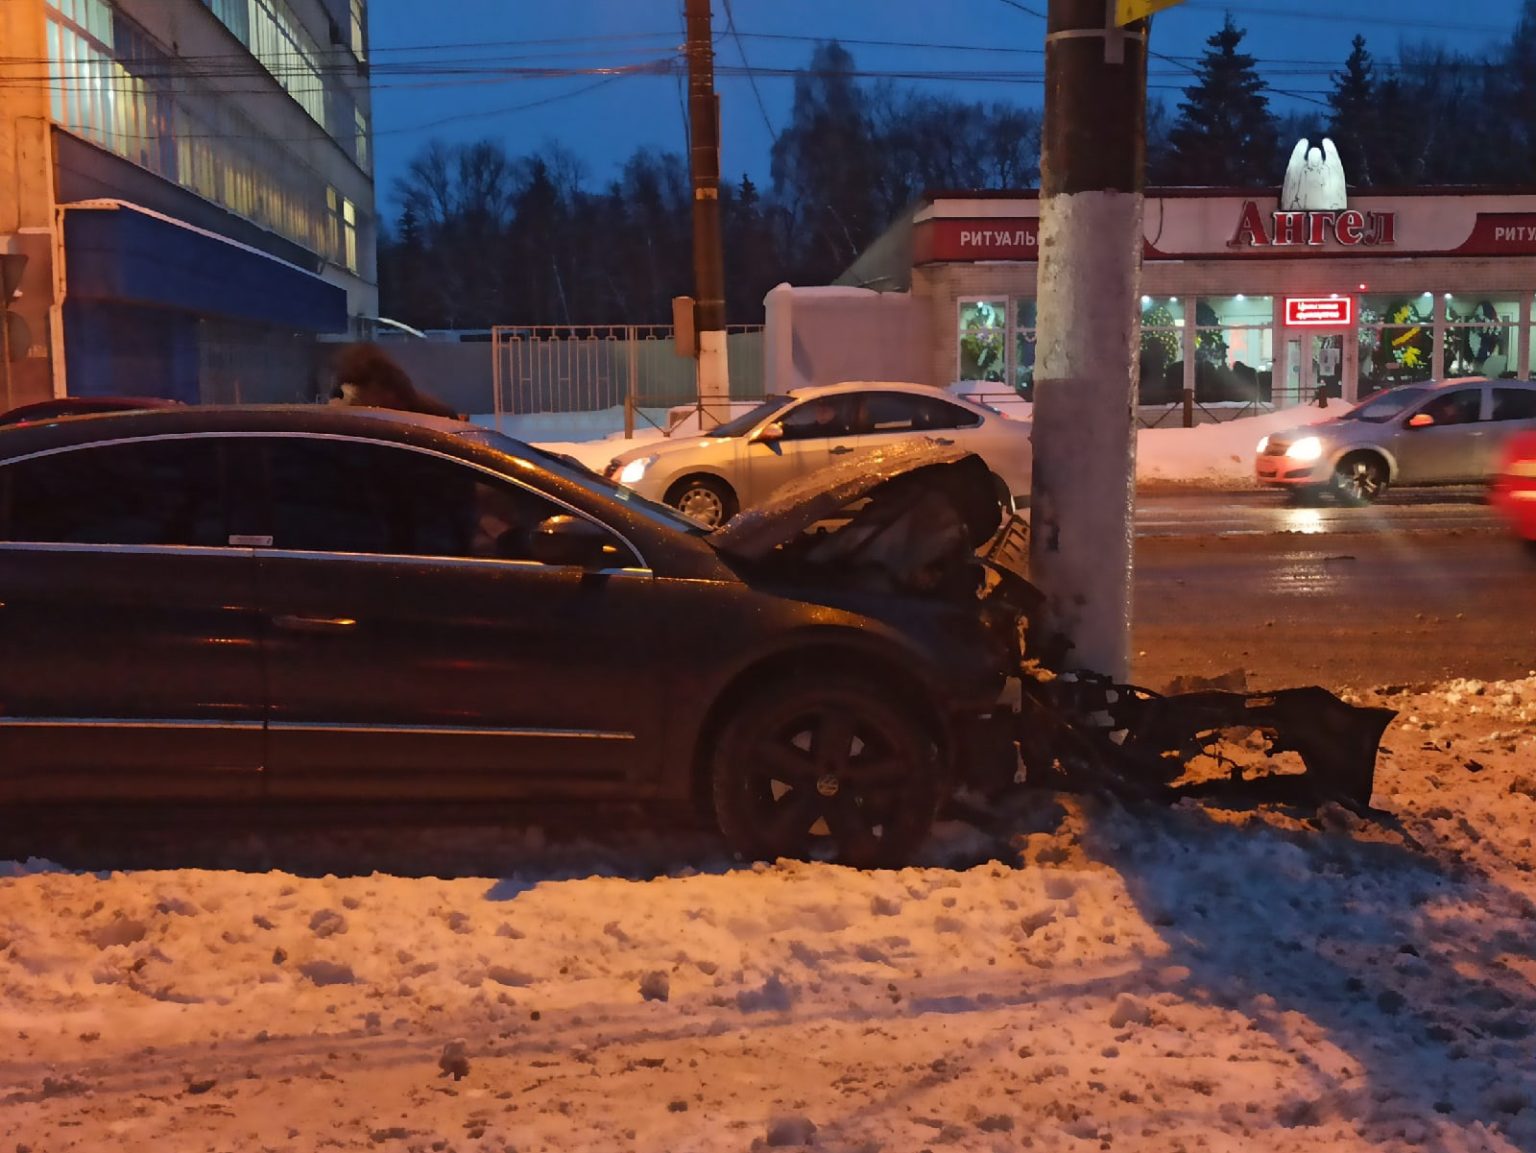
[{"x1": 722, "y1": 0, "x2": 777, "y2": 145}]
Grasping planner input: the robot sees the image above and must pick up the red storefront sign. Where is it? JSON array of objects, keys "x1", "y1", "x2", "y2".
[
  {"x1": 1228, "y1": 202, "x2": 1396, "y2": 249},
  {"x1": 1285, "y1": 296, "x2": 1353, "y2": 327},
  {"x1": 1450, "y1": 214, "x2": 1536, "y2": 255},
  {"x1": 914, "y1": 218, "x2": 1041, "y2": 262}
]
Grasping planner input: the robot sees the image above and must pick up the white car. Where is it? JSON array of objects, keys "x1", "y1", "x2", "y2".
[{"x1": 603, "y1": 381, "x2": 1033, "y2": 528}]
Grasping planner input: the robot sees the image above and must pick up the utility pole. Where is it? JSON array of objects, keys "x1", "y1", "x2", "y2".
[
  {"x1": 685, "y1": 0, "x2": 730, "y2": 428},
  {"x1": 1028, "y1": 0, "x2": 1150, "y2": 681}
]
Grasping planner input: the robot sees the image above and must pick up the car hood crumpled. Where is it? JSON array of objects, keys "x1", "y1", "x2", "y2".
[{"x1": 708, "y1": 441, "x2": 1002, "y2": 564}]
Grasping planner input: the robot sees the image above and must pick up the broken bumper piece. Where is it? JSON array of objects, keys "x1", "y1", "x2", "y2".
[{"x1": 1008, "y1": 672, "x2": 1397, "y2": 813}]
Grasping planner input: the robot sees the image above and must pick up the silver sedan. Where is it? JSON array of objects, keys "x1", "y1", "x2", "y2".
[
  {"x1": 1255, "y1": 377, "x2": 1536, "y2": 503},
  {"x1": 604, "y1": 381, "x2": 1034, "y2": 527}
]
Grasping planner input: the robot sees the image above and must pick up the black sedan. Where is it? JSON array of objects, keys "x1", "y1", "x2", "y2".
[{"x1": 0, "y1": 406, "x2": 1026, "y2": 866}]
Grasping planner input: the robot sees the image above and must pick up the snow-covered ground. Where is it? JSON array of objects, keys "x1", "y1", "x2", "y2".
[
  {"x1": 5, "y1": 676, "x2": 1535, "y2": 1153},
  {"x1": 479, "y1": 394, "x2": 1339, "y2": 485}
]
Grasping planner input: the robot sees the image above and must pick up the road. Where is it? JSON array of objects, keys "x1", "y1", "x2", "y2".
[
  {"x1": 1128, "y1": 488, "x2": 1536, "y2": 691},
  {"x1": 1134, "y1": 486, "x2": 1497, "y2": 538}
]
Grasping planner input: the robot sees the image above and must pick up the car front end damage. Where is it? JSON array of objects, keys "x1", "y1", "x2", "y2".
[{"x1": 712, "y1": 442, "x2": 1398, "y2": 816}]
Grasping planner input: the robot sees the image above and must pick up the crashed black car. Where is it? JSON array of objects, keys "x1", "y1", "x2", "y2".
[
  {"x1": 0, "y1": 407, "x2": 1032, "y2": 866},
  {"x1": 0, "y1": 407, "x2": 1396, "y2": 866}
]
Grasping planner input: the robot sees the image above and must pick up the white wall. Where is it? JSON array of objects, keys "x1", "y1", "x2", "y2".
[{"x1": 764, "y1": 284, "x2": 933, "y2": 391}]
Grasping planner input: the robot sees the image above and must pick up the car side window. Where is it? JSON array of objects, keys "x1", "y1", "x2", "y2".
[
  {"x1": 0, "y1": 439, "x2": 227, "y2": 546},
  {"x1": 778, "y1": 397, "x2": 857, "y2": 440},
  {"x1": 1415, "y1": 389, "x2": 1483, "y2": 427},
  {"x1": 857, "y1": 392, "x2": 983, "y2": 433},
  {"x1": 266, "y1": 439, "x2": 637, "y2": 565},
  {"x1": 1491, "y1": 388, "x2": 1536, "y2": 422}
]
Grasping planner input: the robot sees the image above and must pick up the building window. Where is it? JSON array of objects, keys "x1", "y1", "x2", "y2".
[
  {"x1": 1359, "y1": 293, "x2": 1434, "y2": 399},
  {"x1": 1139, "y1": 295, "x2": 1184, "y2": 405},
  {"x1": 1444, "y1": 294, "x2": 1518, "y2": 378},
  {"x1": 355, "y1": 108, "x2": 370, "y2": 172},
  {"x1": 350, "y1": 0, "x2": 367, "y2": 61},
  {"x1": 343, "y1": 197, "x2": 358, "y2": 274},
  {"x1": 958, "y1": 300, "x2": 1007, "y2": 385},
  {"x1": 1012, "y1": 299, "x2": 1037, "y2": 398},
  {"x1": 1193, "y1": 295, "x2": 1272, "y2": 403},
  {"x1": 956, "y1": 298, "x2": 1036, "y2": 398}
]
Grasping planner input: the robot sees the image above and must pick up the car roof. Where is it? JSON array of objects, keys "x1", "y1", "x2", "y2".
[
  {"x1": 787, "y1": 380, "x2": 983, "y2": 401},
  {"x1": 0, "y1": 404, "x2": 492, "y2": 458}
]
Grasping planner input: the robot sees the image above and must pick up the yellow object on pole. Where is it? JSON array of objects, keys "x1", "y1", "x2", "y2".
[{"x1": 1114, "y1": 0, "x2": 1183, "y2": 25}]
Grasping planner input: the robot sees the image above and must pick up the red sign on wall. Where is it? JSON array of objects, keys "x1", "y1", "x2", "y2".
[
  {"x1": 1285, "y1": 296, "x2": 1353, "y2": 327},
  {"x1": 914, "y1": 218, "x2": 1041, "y2": 263}
]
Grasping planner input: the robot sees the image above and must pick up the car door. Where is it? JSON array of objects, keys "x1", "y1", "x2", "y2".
[
  {"x1": 1392, "y1": 386, "x2": 1488, "y2": 484},
  {"x1": 1485, "y1": 386, "x2": 1536, "y2": 476},
  {"x1": 0, "y1": 436, "x2": 264, "y2": 801},
  {"x1": 736, "y1": 395, "x2": 859, "y2": 505},
  {"x1": 248, "y1": 435, "x2": 666, "y2": 801}
]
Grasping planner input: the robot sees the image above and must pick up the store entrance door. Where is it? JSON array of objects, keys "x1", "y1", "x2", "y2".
[
  {"x1": 1283, "y1": 332, "x2": 1346, "y2": 407},
  {"x1": 1280, "y1": 296, "x2": 1358, "y2": 409}
]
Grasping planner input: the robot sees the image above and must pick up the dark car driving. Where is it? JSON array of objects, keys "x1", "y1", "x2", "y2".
[{"x1": 0, "y1": 406, "x2": 1026, "y2": 866}]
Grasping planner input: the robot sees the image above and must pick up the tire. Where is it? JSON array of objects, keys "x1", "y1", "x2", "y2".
[
  {"x1": 665, "y1": 475, "x2": 738, "y2": 528},
  {"x1": 710, "y1": 674, "x2": 944, "y2": 868},
  {"x1": 1333, "y1": 453, "x2": 1389, "y2": 506},
  {"x1": 990, "y1": 473, "x2": 1015, "y2": 513}
]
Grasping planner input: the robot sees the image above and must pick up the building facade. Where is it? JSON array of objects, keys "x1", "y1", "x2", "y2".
[
  {"x1": 835, "y1": 180, "x2": 1536, "y2": 411},
  {"x1": 1, "y1": 0, "x2": 376, "y2": 411}
]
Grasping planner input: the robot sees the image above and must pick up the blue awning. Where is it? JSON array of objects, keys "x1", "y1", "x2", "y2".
[{"x1": 62, "y1": 201, "x2": 348, "y2": 333}]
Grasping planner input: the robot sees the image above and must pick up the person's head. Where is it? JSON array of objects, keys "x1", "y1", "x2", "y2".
[
  {"x1": 330, "y1": 344, "x2": 417, "y2": 408},
  {"x1": 812, "y1": 400, "x2": 837, "y2": 424},
  {"x1": 329, "y1": 343, "x2": 458, "y2": 419}
]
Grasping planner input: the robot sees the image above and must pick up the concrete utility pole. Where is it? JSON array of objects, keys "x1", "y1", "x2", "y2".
[
  {"x1": 1029, "y1": 0, "x2": 1150, "y2": 680},
  {"x1": 684, "y1": 0, "x2": 730, "y2": 428}
]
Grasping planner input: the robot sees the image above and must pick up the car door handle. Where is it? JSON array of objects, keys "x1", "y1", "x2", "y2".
[
  {"x1": 931, "y1": 436, "x2": 956, "y2": 446},
  {"x1": 271, "y1": 614, "x2": 358, "y2": 633},
  {"x1": 829, "y1": 445, "x2": 855, "y2": 455}
]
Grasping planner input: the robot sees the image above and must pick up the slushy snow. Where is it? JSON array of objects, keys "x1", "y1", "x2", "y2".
[{"x1": 3, "y1": 676, "x2": 1535, "y2": 1152}]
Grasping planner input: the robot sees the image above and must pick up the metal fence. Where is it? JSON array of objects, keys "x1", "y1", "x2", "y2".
[{"x1": 491, "y1": 324, "x2": 765, "y2": 428}]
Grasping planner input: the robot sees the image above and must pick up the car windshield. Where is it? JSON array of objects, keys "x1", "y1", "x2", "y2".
[
  {"x1": 457, "y1": 427, "x2": 710, "y2": 534},
  {"x1": 1340, "y1": 386, "x2": 1433, "y2": 423},
  {"x1": 709, "y1": 395, "x2": 794, "y2": 438}
]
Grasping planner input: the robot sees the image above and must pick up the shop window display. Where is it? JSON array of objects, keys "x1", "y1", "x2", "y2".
[
  {"x1": 1444, "y1": 295, "x2": 1518, "y2": 378},
  {"x1": 1193, "y1": 295, "x2": 1273, "y2": 403},
  {"x1": 1359, "y1": 293, "x2": 1434, "y2": 399},
  {"x1": 958, "y1": 300, "x2": 1007, "y2": 385},
  {"x1": 957, "y1": 299, "x2": 1037, "y2": 398},
  {"x1": 1139, "y1": 296, "x2": 1185, "y2": 404}
]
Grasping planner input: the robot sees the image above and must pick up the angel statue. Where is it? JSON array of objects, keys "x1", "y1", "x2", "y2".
[{"x1": 1280, "y1": 138, "x2": 1347, "y2": 212}]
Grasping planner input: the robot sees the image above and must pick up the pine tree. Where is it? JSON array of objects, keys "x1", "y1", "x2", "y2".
[
  {"x1": 1166, "y1": 17, "x2": 1278, "y2": 186},
  {"x1": 1327, "y1": 36, "x2": 1380, "y2": 187}
]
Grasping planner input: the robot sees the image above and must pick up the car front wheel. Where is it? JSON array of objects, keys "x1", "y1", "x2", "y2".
[
  {"x1": 1333, "y1": 453, "x2": 1388, "y2": 505},
  {"x1": 710, "y1": 674, "x2": 943, "y2": 868},
  {"x1": 666, "y1": 475, "x2": 739, "y2": 528}
]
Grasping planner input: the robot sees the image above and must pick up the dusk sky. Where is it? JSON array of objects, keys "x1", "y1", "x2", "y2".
[{"x1": 368, "y1": 0, "x2": 1525, "y2": 219}]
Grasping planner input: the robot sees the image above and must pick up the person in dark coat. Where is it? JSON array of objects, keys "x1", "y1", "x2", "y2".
[{"x1": 328, "y1": 343, "x2": 460, "y2": 419}]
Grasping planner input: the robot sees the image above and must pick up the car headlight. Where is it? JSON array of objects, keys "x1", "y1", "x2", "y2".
[
  {"x1": 1286, "y1": 436, "x2": 1323, "y2": 462},
  {"x1": 1256, "y1": 435, "x2": 1270, "y2": 454},
  {"x1": 617, "y1": 455, "x2": 656, "y2": 485}
]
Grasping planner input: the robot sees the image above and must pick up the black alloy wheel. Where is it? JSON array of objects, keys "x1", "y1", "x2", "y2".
[{"x1": 711, "y1": 675, "x2": 942, "y2": 868}]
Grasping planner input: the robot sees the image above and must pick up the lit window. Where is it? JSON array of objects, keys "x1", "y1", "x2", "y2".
[{"x1": 350, "y1": 0, "x2": 366, "y2": 61}]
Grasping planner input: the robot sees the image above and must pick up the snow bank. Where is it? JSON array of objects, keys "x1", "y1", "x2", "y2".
[{"x1": 3, "y1": 676, "x2": 1535, "y2": 1152}]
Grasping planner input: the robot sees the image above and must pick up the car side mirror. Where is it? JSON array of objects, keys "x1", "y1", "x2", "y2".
[
  {"x1": 529, "y1": 515, "x2": 617, "y2": 568},
  {"x1": 752, "y1": 421, "x2": 784, "y2": 444},
  {"x1": 1407, "y1": 412, "x2": 1435, "y2": 429}
]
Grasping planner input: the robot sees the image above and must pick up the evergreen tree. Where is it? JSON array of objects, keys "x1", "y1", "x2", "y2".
[
  {"x1": 1327, "y1": 36, "x2": 1379, "y2": 186},
  {"x1": 1166, "y1": 17, "x2": 1278, "y2": 186}
]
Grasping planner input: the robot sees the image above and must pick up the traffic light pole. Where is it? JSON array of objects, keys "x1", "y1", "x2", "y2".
[
  {"x1": 1028, "y1": 0, "x2": 1149, "y2": 680},
  {"x1": 685, "y1": 0, "x2": 730, "y2": 428}
]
